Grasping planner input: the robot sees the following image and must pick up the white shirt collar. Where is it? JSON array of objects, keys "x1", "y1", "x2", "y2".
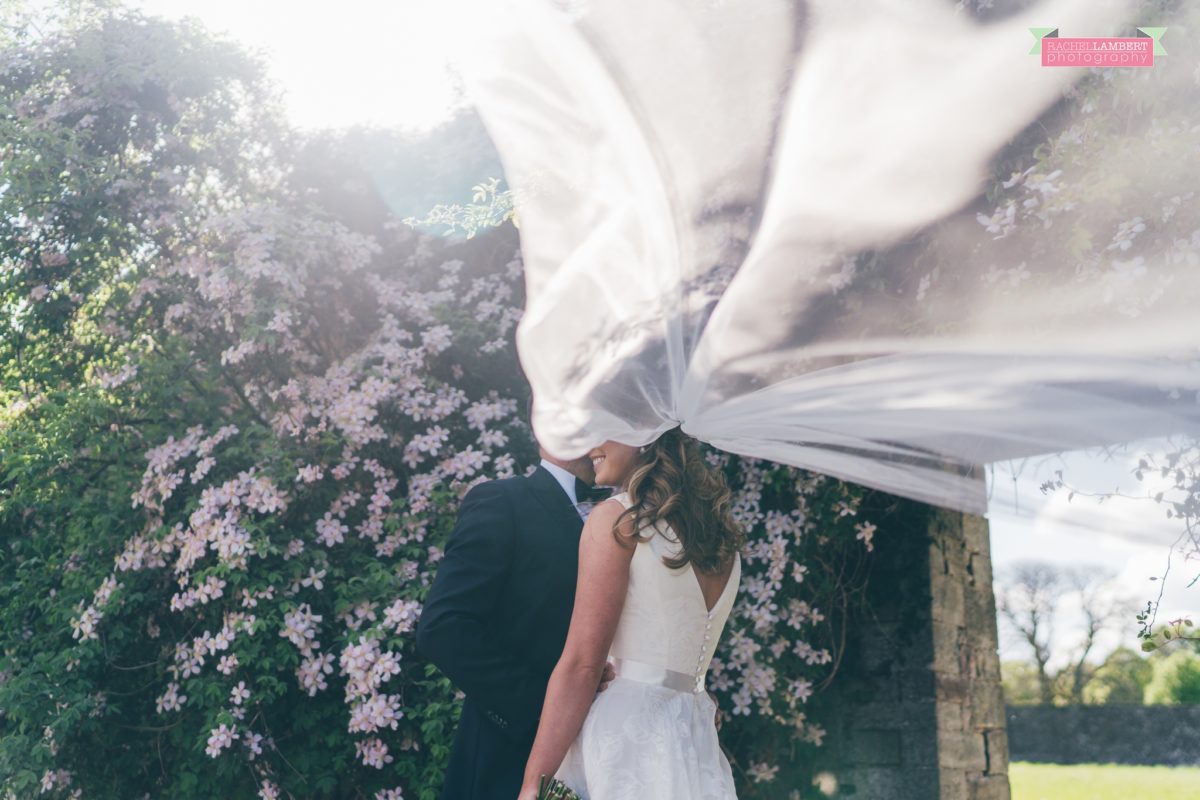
[{"x1": 540, "y1": 459, "x2": 578, "y2": 504}]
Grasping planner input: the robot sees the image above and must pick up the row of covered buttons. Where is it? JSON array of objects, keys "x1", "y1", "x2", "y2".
[{"x1": 694, "y1": 610, "x2": 715, "y2": 693}]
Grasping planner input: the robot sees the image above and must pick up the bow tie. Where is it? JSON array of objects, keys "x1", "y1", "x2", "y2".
[{"x1": 574, "y1": 477, "x2": 613, "y2": 504}]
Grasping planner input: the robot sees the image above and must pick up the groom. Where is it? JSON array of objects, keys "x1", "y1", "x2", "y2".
[{"x1": 417, "y1": 443, "x2": 614, "y2": 799}]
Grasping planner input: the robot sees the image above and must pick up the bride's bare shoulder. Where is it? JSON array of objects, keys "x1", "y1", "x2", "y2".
[{"x1": 582, "y1": 497, "x2": 638, "y2": 545}]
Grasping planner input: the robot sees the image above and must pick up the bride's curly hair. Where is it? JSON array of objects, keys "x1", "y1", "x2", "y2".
[{"x1": 614, "y1": 428, "x2": 744, "y2": 573}]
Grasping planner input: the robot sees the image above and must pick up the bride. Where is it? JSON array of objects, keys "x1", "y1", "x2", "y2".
[{"x1": 517, "y1": 427, "x2": 744, "y2": 799}]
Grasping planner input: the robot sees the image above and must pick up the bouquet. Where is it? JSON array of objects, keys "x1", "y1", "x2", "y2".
[{"x1": 537, "y1": 775, "x2": 582, "y2": 800}]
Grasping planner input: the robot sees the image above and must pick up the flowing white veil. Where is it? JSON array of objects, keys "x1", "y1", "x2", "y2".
[{"x1": 454, "y1": 0, "x2": 1200, "y2": 514}]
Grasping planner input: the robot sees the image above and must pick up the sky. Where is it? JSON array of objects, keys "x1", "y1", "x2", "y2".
[
  {"x1": 987, "y1": 442, "x2": 1197, "y2": 668},
  {"x1": 122, "y1": 0, "x2": 1198, "y2": 668},
  {"x1": 128, "y1": 0, "x2": 467, "y2": 132}
]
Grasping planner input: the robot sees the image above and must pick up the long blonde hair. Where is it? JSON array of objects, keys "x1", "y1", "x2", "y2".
[{"x1": 613, "y1": 428, "x2": 744, "y2": 573}]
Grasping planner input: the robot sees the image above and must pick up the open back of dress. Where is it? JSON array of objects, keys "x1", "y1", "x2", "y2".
[{"x1": 556, "y1": 492, "x2": 742, "y2": 799}]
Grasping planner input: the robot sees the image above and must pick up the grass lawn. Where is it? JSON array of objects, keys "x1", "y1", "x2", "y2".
[{"x1": 1010, "y1": 762, "x2": 1200, "y2": 800}]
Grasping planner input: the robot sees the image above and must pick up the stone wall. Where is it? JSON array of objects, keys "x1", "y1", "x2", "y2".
[
  {"x1": 1006, "y1": 705, "x2": 1200, "y2": 766},
  {"x1": 814, "y1": 498, "x2": 1010, "y2": 800},
  {"x1": 817, "y1": 496, "x2": 939, "y2": 799}
]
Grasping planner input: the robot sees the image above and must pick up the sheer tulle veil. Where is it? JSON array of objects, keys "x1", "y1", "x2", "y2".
[{"x1": 451, "y1": 0, "x2": 1200, "y2": 514}]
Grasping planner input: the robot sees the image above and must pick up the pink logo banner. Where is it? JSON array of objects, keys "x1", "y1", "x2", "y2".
[{"x1": 1041, "y1": 37, "x2": 1153, "y2": 67}]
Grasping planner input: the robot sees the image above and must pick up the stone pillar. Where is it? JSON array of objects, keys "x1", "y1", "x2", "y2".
[
  {"x1": 817, "y1": 500, "x2": 1010, "y2": 800},
  {"x1": 929, "y1": 510, "x2": 1010, "y2": 800}
]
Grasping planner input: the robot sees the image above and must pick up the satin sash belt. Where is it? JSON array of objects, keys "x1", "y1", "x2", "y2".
[{"x1": 611, "y1": 657, "x2": 704, "y2": 694}]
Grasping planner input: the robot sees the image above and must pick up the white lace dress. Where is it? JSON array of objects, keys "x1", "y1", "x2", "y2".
[{"x1": 555, "y1": 492, "x2": 741, "y2": 799}]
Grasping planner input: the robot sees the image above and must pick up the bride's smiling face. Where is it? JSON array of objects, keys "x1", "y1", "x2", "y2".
[{"x1": 588, "y1": 441, "x2": 642, "y2": 487}]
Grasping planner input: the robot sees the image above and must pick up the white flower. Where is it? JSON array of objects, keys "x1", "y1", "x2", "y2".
[
  {"x1": 301, "y1": 567, "x2": 326, "y2": 590},
  {"x1": 230, "y1": 681, "x2": 251, "y2": 705},
  {"x1": 70, "y1": 606, "x2": 103, "y2": 642},
  {"x1": 297, "y1": 652, "x2": 335, "y2": 696},
  {"x1": 382, "y1": 599, "x2": 421, "y2": 634},
  {"x1": 855, "y1": 521, "x2": 877, "y2": 552},
  {"x1": 421, "y1": 325, "x2": 453, "y2": 353},
  {"x1": 747, "y1": 762, "x2": 780, "y2": 783},
  {"x1": 316, "y1": 513, "x2": 348, "y2": 547},
  {"x1": 347, "y1": 693, "x2": 403, "y2": 734},
  {"x1": 1107, "y1": 216, "x2": 1147, "y2": 252},
  {"x1": 355, "y1": 737, "x2": 394, "y2": 768},
  {"x1": 205, "y1": 723, "x2": 239, "y2": 758},
  {"x1": 295, "y1": 464, "x2": 324, "y2": 483},
  {"x1": 731, "y1": 688, "x2": 752, "y2": 716},
  {"x1": 788, "y1": 679, "x2": 814, "y2": 705},
  {"x1": 975, "y1": 201, "x2": 1016, "y2": 238},
  {"x1": 156, "y1": 682, "x2": 187, "y2": 714},
  {"x1": 280, "y1": 603, "x2": 323, "y2": 657}
]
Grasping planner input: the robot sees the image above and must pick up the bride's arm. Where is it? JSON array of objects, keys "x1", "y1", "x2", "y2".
[{"x1": 519, "y1": 499, "x2": 635, "y2": 797}]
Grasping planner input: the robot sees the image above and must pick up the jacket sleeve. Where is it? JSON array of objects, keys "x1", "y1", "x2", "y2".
[{"x1": 416, "y1": 480, "x2": 543, "y2": 736}]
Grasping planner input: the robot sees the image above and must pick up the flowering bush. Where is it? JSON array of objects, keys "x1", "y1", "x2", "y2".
[{"x1": 0, "y1": 7, "x2": 874, "y2": 799}]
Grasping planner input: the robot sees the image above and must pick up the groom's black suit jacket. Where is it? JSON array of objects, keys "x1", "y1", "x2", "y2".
[{"x1": 416, "y1": 465, "x2": 584, "y2": 800}]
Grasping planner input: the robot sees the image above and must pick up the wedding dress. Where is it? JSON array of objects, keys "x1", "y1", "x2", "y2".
[{"x1": 555, "y1": 491, "x2": 741, "y2": 799}]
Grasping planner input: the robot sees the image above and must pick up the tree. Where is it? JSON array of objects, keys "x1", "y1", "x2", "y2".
[
  {"x1": 1000, "y1": 660, "x2": 1042, "y2": 705},
  {"x1": 1144, "y1": 649, "x2": 1200, "y2": 705},
  {"x1": 1062, "y1": 568, "x2": 1136, "y2": 703},
  {"x1": 995, "y1": 561, "x2": 1133, "y2": 704},
  {"x1": 996, "y1": 562, "x2": 1060, "y2": 704},
  {"x1": 1082, "y1": 647, "x2": 1153, "y2": 705},
  {"x1": 0, "y1": 7, "x2": 512, "y2": 797}
]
